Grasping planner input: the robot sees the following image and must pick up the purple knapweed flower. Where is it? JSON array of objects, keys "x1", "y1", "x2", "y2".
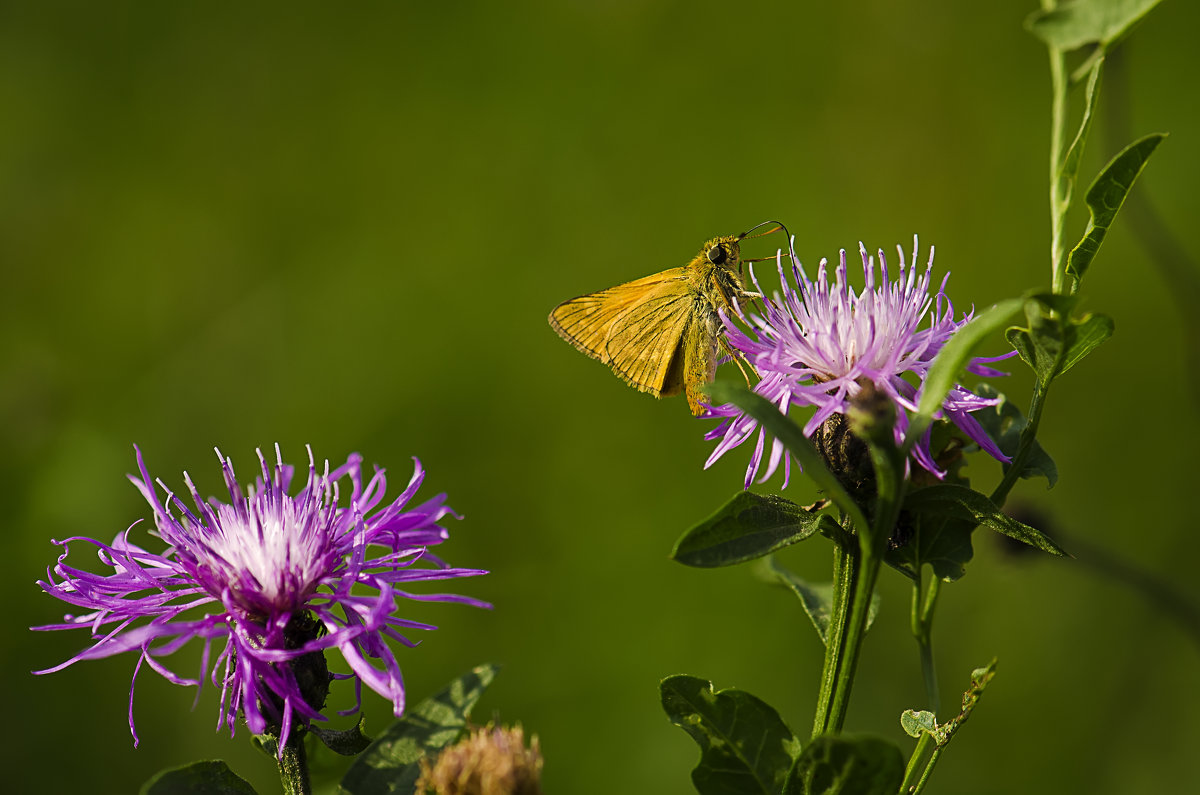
[
  {"x1": 33, "y1": 445, "x2": 489, "y2": 751},
  {"x1": 706, "y1": 236, "x2": 1012, "y2": 488}
]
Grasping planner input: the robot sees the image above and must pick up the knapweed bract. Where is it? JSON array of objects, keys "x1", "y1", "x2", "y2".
[{"x1": 33, "y1": 445, "x2": 489, "y2": 751}]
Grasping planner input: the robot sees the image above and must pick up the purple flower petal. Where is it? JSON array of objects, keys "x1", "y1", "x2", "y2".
[{"x1": 33, "y1": 445, "x2": 489, "y2": 749}]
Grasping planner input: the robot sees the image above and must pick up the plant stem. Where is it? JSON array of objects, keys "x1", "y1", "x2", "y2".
[
  {"x1": 813, "y1": 438, "x2": 905, "y2": 738},
  {"x1": 277, "y1": 733, "x2": 313, "y2": 795},
  {"x1": 911, "y1": 571, "x2": 942, "y2": 716},
  {"x1": 811, "y1": 529, "x2": 857, "y2": 739},
  {"x1": 822, "y1": 546, "x2": 881, "y2": 733},
  {"x1": 900, "y1": 732, "x2": 936, "y2": 793},
  {"x1": 989, "y1": 380, "x2": 1047, "y2": 507},
  {"x1": 1045, "y1": 7, "x2": 1070, "y2": 294},
  {"x1": 911, "y1": 747, "x2": 945, "y2": 795}
]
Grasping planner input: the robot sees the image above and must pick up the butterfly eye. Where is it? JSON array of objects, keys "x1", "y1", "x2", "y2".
[{"x1": 707, "y1": 245, "x2": 727, "y2": 265}]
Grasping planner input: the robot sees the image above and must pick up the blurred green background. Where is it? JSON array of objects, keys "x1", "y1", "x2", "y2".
[{"x1": 3, "y1": 2, "x2": 1198, "y2": 793}]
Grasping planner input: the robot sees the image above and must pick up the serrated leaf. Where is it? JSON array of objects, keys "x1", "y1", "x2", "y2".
[
  {"x1": 673, "y1": 492, "x2": 837, "y2": 568},
  {"x1": 1026, "y1": 0, "x2": 1165, "y2": 51},
  {"x1": 141, "y1": 761, "x2": 258, "y2": 795},
  {"x1": 339, "y1": 663, "x2": 498, "y2": 795},
  {"x1": 971, "y1": 385, "x2": 1058, "y2": 487},
  {"x1": 1067, "y1": 133, "x2": 1166, "y2": 285},
  {"x1": 904, "y1": 484, "x2": 1068, "y2": 557},
  {"x1": 782, "y1": 734, "x2": 905, "y2": 795},
  {"x1": 900, "y1": 710, "x2": 939, "y2": 739},
  {"x1": 764, "y1": 557, "x2": 879, "y2": 645},
  {"x1": 908, "y1": 299, "x2": 1023, "y2": 450},
  {"x1": 661, "y1": 675, "x2": 800, "y2": 795}
]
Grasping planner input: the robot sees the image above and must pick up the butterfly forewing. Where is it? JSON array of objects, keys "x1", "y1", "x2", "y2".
[
  {"x1": 547, "y1": 268, "x2": 687, "y2": 364},
  {"x1": 548, "y1": 232, "x2": 761, "y2": 415},
  {"x1": 603, "y1": 283, "x2": 694, "y2": 396}
]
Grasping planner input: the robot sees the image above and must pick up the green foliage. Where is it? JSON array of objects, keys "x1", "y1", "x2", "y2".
[
  {"x1": 1059, "y1": 60, "x2": 1104, "y2": 203},
  {"x1": 1066, "y1": 133, "x2": 1166, "y2": 286},
  {"x1": 339, "y1": 663, "x2": 498, "y2": 795},
  {"x1": 903, "y1": 484, "x2": 1067, "y2": 557},
  {"x1": 311, "y1": 716, "x2": 373, "y2": 756},
  {"x1": 1026, "y1": 0, "x2": 1166, "y2": 51},
  {"x1": 673, "y1": 492, "x2": 837, "y2": 568},
  {"x1": 782, "y1": 734, "x2": 905, "y2": 795},
  {"x1": 140, "y1": 761, "x2": 258, "y2": 795},
  {"x1": 971, "y1": 385, "x2": 1058, "y2": 487},
  {"x1": 661, "y1": 675, "x2": 801, "y2": 795},
  {"x1": 1006, "y1": 295, "x2": 1114, "y2": 383},
  {"x1": 902, "y1": 660, "x2": 998, "y2": 748},
  {"x1": 886, "y1": 514, "x2": 976, "y2": 583},
  {"x1": 704, "y1": 382, "x2": 869, "y2": 534},
  {"x1": 763, "y1": 557, "x2": 879, "y2": 646},
  {"x1": 900, "y1": 710, "x2": 938, "y2": 739},
  {"x1": 907, "y1": 299, "x2": 1023, "y2": 452}
]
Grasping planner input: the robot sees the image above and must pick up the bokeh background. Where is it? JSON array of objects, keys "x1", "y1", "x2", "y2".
[{"x1": 3, "y1": 2, "x2": 1198, "y2": 793}]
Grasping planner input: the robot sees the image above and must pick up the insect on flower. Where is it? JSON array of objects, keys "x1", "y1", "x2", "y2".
[{"x1": 548, "y1": 222, "x2": 789, "y2": 415}]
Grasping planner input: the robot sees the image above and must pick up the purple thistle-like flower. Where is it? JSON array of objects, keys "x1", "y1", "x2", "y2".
[
  {"x1": 706, "y1": 236, "x2": 1013, "y2": 488},
  {"x1": 33, "y1": 445, "x2": 489, "y2": 751}
]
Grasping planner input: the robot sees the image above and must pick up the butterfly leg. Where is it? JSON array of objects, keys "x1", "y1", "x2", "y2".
[{"x1": 719, "y1": 335, "x2": 758, "y2": 387}]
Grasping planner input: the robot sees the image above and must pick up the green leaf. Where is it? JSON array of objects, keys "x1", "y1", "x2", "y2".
[
  {"x1": 886, "y1": 514, "x2": 976, "y2": 583},
  {"x1": 661, "y1": 675, "x2": 800, "y2": 795},
  {"x1": 1026, "y1": 0, "x2": 1166, "y2": 51},
  {"x1": 704, "y1": 381, "x2": 869, "y2": 535},
  {"x1": 1059, "y1": 58, "x2": 1104, "y2": 206},
  {"x1": 1005, "y1": 295, "x2": 1113, "y2": 383},
  {"x1": 311, "y1": 715, "x2": 373, "y2": 756},
  {"x1": 340, "y1": 663, "x2": 499, "y2": 795},
  {"x1": 907, "y1": 299, "x2": 1023, "y2": 451},
  {"x1": 763, "y1": 557, "x2": 879, "y2": 646},
  {"x1": 1066, "y1": 133, "x2": 1166, "y2": 285},
  {"x1": 673, "y1": 492, "x2": 838, "y2": 568},
  {"x1": 971, "y1": 385, "x2": 1058, "y2": 487},
  {"x1": 782, "y1": 734, "x2": 905, "y2": 795},
  {"x1": 141, "y1": 761, "x2": 258, "y2": 795},
  {"x1": 900, "y1": 710, "x2": 938, "y2": 739},
  {"x1": 903, "y1": 484, "x2": 1068, "y2": 557},
  {"x1": 1060, "y1": 312, "x2": 1114, "y2": 375}
]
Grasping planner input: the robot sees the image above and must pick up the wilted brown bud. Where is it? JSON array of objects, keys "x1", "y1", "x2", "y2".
[{"x1": 416, "y1": 724, "x2": 543, "y2": 795}]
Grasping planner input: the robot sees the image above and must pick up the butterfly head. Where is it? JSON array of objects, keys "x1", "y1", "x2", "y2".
[{"x1": 700, "y1": 236, "x2": 743, "y2": 275}]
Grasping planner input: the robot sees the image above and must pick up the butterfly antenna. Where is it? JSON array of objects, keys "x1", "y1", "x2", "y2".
[{"x1": 738, "y1": 219, "x2": 792, "y2": 242}]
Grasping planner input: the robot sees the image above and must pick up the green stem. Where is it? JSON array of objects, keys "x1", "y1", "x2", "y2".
[
  {"x1": 911, "y1": 572, "x2": 942, "y2": 716},
  {"x1": 1045, "y1": 13, "x2": 1070, "y2": 294},
  {"x1": 823, "y1": 547, "x2": 881, "y2": 733},
  {"x1": 277, "y1": 732, "x2": 313, "y2": 795},
  {"x1": 900, "y1": 733, "x2": 936, "y2": 793},
  {"x1": 816, "y1": 439, "x2": 905, "y2": 737},
  {"x1": 811, "y1": 529, "x2": 857, "y2": 739},
  {"x1": 911, "y1": 747, "x2": 945, "y2": 795},
  {"x1": 989, "y1": 383, "x2": 1046, "y2": 507}
]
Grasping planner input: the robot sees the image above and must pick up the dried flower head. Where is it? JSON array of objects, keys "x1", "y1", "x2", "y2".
[
  {"x1": 33, "y1": 445, "x2": 489, "y2": 751},
  {"x1": 417, "y1": 724, "x2": 543, "y2": 795}
]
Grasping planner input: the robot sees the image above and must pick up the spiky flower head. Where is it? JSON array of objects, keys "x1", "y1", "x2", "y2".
[
  {"x1": 33, "y1": 445, "x2": 489, "y2": 751},
  {"x1": 706, "y1": 236, "x2": 1011, "y2": 487}
]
